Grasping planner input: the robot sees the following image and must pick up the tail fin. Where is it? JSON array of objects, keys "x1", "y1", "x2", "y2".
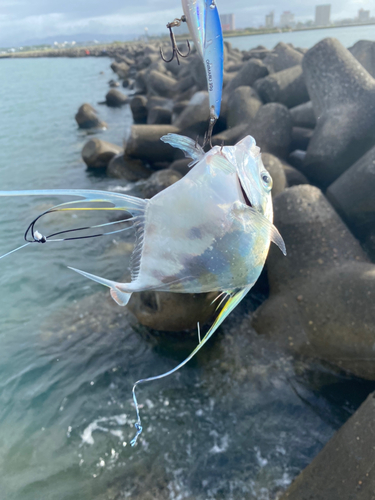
[{"x1": 68, "y1": 267, "x2": 132, "y2": 306}]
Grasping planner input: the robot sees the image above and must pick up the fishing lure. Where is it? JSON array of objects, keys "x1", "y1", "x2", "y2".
[
  {"x1": 161, "y1": 0, "x2": 224, "y2": 146},
  {"x1": 0, "y1": 134, "x2": 286, "y2": 445}
]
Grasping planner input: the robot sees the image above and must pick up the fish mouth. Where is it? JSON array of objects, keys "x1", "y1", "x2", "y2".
[{"x1": 238, "y1": 176, "x2": 253, "y2": 208}]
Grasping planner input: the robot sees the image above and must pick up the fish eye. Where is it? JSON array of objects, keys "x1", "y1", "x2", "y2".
[{"x1": 261, "y1": 172, "x2": 273, "y2": 191}]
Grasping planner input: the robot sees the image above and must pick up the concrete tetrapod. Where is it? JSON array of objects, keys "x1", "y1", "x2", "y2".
[
  {"x1": 105, "y1": 89, "x2": 128, "y2": 107},
  {"x1": 327, "y1": 144, "x2": 375, "y2": 241},
  {"x1": 282, "y1": 162, "x2": 309, "y2": 187},
  {"x1": 349, "y1": 40, "x2": 375, "y2": 78},
  {"x1": 110, "y1": 61, "x2": 130, "y2": 80},
  {"x1": 146, "y1": 70, "x2": 177, "y2": 98},
  {"x1": 252, "y1": 185, "x2": 375, "y2": 380},
  {"x1": 281, "y1": 392, "x2": 375, "y2": 500},
  {"x1": 290, "y1": 101, "x2": 317, "y2": 128},
  {"x1": 254, "y1": 65, "x2": 310, "y2": 109},
  {"x1": 75, "y1": 103, "x2": 106, "y2": 129},
  {"x1": 327, "y1": 144, "x2": 375, "y2": 262},
  {"x1": 130, "y1": 95, "x2": 148, "y2": 124},
  {"x1": 125, "y1": 125, "x2": 179, "y2": 163},
  {"x1": 249, "y1": 103, "x2": 292, "y2": 159},
  {"x1": 223, "y1": 58, "x2": 268, "y2": 96},
  {"x1": 211, "y1": 124, "x2": 248, "y2": 147},
  {"x1": 82, "y1": 139, "x2": 123, "y2": 169},
  {"x1": 147, "y1": 106, "x2": 172, "y2": 125},
  {"x1": 261, "y1": 153, "x2": 287, "y2": 197},
  {"x1": 128, "y1": 291, "x2": 218, "y2": 332},
  {"x1": 301, "y1": 38, "x2": 375, "y2": 187},
  {"x1": 263, "y1": 42, "x2": 304, "y2": 74},
  {"x1": 291, "y1": 127, "x2": 313, "y2": 151},
  {"x1": 133, "y1": 169, "x2": 182, "y2": 199},
  {"x1": 172, "y1": 91, "x2": 210, "y2": 138},
  {"x1": 107, "y1": 154, "x2": 151, "y2": 181},
  {"x1": 226, "y1": 86, "x2": 262, "y2": 129}
]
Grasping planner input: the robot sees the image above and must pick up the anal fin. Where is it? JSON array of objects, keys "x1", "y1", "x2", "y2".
[
  {"x1": 110, "y1": 288, "x2": 132, "y2": 306},
  {"x1": 68, "y1": 266, "x2": 132, "y2": 306}
]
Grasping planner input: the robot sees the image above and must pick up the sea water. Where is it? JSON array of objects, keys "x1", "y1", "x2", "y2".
[
  {"x1": 229, "y1": 24, "x2": 375, "y2": 50},
  {"x1": 0, "y1": 39, "x2": 374, "y2": 500}
]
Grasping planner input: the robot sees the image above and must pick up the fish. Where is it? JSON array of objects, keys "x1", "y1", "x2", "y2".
[
  {"x1": 161, "y1": 0, "x2": 224, "y2": 145},
  {"x1": 0, "y1": 133, "x2": 286, "y2": 445}
]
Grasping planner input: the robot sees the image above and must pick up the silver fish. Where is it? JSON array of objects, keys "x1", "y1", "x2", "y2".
[{"x1": 0, "y1": 133, "x2": 286, "y2": 444}]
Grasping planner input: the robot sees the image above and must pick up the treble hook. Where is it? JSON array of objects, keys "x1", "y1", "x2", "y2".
[{"x1": 160, "y1": 16, "x2": 191, "y2": 65}]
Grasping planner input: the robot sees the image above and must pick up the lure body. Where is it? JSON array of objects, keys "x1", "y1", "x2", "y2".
[{"x1": 181, "y1": 0, "x2": 224, "y2": 121}]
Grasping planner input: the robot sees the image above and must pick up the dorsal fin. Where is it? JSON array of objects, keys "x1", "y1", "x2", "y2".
[{"x1": 161, "y1": 133, "x2": 205, "y2": 167}]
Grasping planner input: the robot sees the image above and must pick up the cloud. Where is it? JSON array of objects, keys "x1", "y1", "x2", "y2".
[{"x1": 0, "y1": 0, "x2": 186, "y2": 44}]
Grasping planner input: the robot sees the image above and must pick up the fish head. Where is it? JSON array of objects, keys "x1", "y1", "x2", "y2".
[{"x1": 223, "y1": 135, "x2": 274, "y2": 221}]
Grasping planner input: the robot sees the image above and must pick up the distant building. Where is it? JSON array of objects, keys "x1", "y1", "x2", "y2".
[
  {"x1": 315, "y1": 5, "x2": 331, "y2": 26},
  {"x1": 358, "y1": 8, "x2": 370, "y2": 22},
  {"x1": 220, "y1": 13, "x2": 235, "y2": 31},
  {"x1": 265, "y1": 11, "x2": 274, "y2": 29},
  {"x1": 280, "y1": 11, "x2": 295, "y2": 28}
]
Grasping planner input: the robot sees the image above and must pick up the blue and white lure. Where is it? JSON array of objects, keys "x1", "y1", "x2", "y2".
[
  {"x1": 161, "y1": 0, "x2": 224, "y2": 145},
  {"x1": 0, "y1": 134, "x2": 286, "y2": 445}
]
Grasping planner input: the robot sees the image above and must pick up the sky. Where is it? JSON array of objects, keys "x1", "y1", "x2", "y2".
[{"x1": 0, "y1": 0, "x2": 374, "y2": 46}]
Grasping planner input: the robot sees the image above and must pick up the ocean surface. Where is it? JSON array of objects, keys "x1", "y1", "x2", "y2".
[
  {"x1": 229, "y1": 24, "x2": 375, "y2": 50},
  {"x1": 0, "y1": 27, "x2": 374, "y2": 500}
]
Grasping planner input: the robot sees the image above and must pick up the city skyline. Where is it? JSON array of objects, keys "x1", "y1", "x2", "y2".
[
  {"x1": 315, "y1": 4, "x2": 331, "y2": 26},
  {"x1": 0, "y1": 0, "x2": 374, "y2": 47},
  {"x1": 263, "y1": 4, "x2": 372, "y2": 28}
]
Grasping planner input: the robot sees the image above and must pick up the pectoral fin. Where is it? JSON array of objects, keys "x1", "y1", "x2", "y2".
[
  {"x1": 68, "y1": 267, "x2": 132, "y2": 306},
  {"x1": 269, "y1": 224, "x2": 287, "y2": 256},
  {"x1": 231, "y1": 203, "x2": 286, "y2": 256},
  {"x1": 251, "y1": 210, "x2": 286, "y2": 256}
]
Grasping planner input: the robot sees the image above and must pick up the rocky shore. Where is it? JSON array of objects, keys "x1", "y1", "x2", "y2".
[{"x1": 74, "y1": 36, "x2": 375, "y2": 498}]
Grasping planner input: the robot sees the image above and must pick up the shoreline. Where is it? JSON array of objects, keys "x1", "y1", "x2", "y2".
[
  {"x1": 222, "y1": 21, "x2": 375, "y2": 39},
  {"x1": 1, "y1": 22, "x2": 374, "y2": 59}
]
